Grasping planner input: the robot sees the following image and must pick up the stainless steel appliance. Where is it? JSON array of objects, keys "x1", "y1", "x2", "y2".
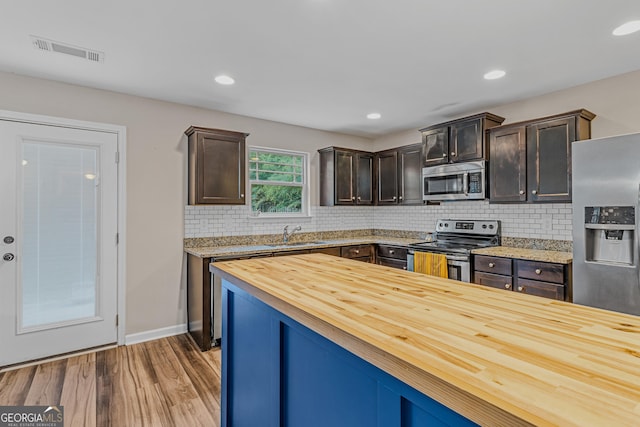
[
  {"x1": 572, "y1": 133, "x2": 640, "y2": 316},
  {"x1": 422, "y1": 160, "x2": 486, "y2": 201},
  {"x1": 407, "y1": 219, "x2": 500, "y2": 282}
]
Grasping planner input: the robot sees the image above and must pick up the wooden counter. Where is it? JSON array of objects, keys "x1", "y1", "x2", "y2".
[{"x1": 212, "y1": 254, "x2": 640, "y2": 427}]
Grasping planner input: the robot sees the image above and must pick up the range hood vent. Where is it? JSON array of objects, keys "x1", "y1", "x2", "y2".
[{"x1": 30, "y1": 36, "x2": 104, "y2": 63}]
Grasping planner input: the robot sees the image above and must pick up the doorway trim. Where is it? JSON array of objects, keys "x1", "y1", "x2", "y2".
[{"x1": 0, "y1": 109, "x2": 127, "y2": 346}]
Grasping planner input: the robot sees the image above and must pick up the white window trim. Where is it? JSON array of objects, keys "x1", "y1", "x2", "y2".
[{"x1": 248, "y1": 145, "x2": 310, "y2": 219}]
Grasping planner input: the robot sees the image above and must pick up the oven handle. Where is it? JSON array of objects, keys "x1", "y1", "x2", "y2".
[
  {"x1": 446, "y1": 255, "x2": 469, "y2": 262},
  {"x1": 463, "y1": 172, "x2": 469, "y2": 196}
]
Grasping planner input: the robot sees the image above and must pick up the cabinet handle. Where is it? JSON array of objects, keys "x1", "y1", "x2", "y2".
[
  {"x1": 392, "y1": 196, "x2": 397, "y2": 200},
  {"x1": 402, "y1": 266, "x2": 407, "y2": 270},
  {"x1": 357, "y1": 196, "x2": 362, "y2": 201},
  {"x1": 451, "y1": 152, "x2": 456, "y2": 156},
  {"x1": 442, "y1": 153, "x2": 447, "y2": 157},
  {"x1": 352, "y1": 196, "x2": 356, "y2": 201},
  {"x1": 518, "y1": 286, "x2": 525, "y2": 292},
  {"x1": 535, "y1": 268, "x2": 542, "y2": 275},
  {"x1": 389, "y1": 250, "x2": 395, "y2": 254},
  {"x1": 240, "y1": 193, "x2": 245, "y2": 198},
  {"x1": 355, "y1": 250, "x2": 360, "y2": 254},
  {"x1": 504, "y1": 284, "x2": 511, "y2": 290},
  {"x1": 532, "y1": 190, "x2": 538, "y2": 195},
  {"x1": 488, "y1": 262, "x2": 495, "y2": 268},
  {"x1": 519, "y1": 190, "x2": 525, "y2": 195},
  {"x1": 399, "y1": 196, "x2": 403, "y2": 200}
]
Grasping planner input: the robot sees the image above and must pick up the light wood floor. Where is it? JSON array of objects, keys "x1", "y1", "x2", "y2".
[{"x1": 0, "y1": 334, "x2": 222, "y2": 426}]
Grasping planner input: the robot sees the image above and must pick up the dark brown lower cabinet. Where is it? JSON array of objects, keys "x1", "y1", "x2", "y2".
[
  {"x1": 341, "y1": 244, "x2": 374, "y2": 263},
  {"x1": 473, "y1": 255, "x2": 571, "y2": 302},
  {"x1": 376, "y1": 244, "x2": 408, "y2": 270},
  {"x1": 187, "y1": 244, "x2": 377, "y2": 351}
]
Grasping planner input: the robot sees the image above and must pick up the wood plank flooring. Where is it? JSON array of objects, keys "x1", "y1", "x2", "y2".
[{"x1": 0, "y1": 334, "x2": 222, "y2": 426}]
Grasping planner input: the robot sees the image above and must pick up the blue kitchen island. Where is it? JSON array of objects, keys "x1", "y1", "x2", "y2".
[{"x1": 211, "y1": 254, "x2": 640, "y2": 427}]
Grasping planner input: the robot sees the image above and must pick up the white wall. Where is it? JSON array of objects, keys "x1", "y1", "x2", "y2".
[
  {"x1": 368, "y1": 69, "x2": 640, "y2": 240},
  {"x1": 4, "y1": 68, "x2": 640, "y2": 337},
  {"x1": 0, "y1": 71, "x2": 370, "y2": 335}
]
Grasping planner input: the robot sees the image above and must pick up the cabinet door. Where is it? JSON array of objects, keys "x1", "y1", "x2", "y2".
[
  {"x1": 335, "y1": 150, "x2": 355, "y2": 204},
  {"x1": 489, "y1": 126, "x2": 527, "y2": 202},
  {"x1": 422, "y1": 127, "x2": 449, "y2": 166},
  {"x1": 398, "y1": 144, "x2": 423, "y2": 204},
  {"x1": 376, "y1": 150, "x2": 398, "y2": 204},
  {"x1": 356, "y1": 153, "x2": 374, "y2": 205},
  {"x1": 188, "y1": 128, "x2": 246, "y2": 205},
  {"x1": 376, "y1": 258, "x2": 407, "y2": 270},
  {"x1": 516, "y1": 278, "x2": 565, "y2": 300},
  {"x1": 450, "y1": 118, "x2": 483, "y2": 162},
  {"x1": 473, "y1": 271, "x2": 513, "y2": 291},
  {"x1": 526, "y1": 117, "x2": 575, "y2": 202}
]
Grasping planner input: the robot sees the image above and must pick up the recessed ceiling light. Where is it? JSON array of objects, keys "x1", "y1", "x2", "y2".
[
  {"x1": 214, "y1": 75, "x2": 235, "y2": 85},
  {"x1": 612, "y1": 20, "x2": 640, "y2": 36},
  {"x1": 366, "y1": 113, "x2": 381, "y2": 120},
  {"x1": 484, "y1": 70, "x2": 506, "y2": 80}
]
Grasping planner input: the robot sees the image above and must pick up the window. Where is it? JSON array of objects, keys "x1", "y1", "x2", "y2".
[{"x1": 249, "y1": 147, "x2": 308, "y2": 216}]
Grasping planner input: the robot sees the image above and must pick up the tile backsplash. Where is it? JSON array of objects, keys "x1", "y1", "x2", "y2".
[{"x1": 185, "y1": 201, "x2": 572, "y2": 241}]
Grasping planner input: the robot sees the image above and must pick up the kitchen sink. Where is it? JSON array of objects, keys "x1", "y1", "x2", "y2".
[{"x1": 267, "y1": 241, "x2": 328, "y2": 247}]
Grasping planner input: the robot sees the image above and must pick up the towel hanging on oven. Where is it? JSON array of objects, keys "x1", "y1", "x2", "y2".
[{"x1": 414, "y1": 252, "x2": 448, "y2": 278}]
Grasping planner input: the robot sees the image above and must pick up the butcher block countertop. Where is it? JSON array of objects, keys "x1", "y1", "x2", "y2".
[
  {"x1": 472, "y1": 246, "x2": 573, "y2": 264},
  {"x1": 212, "y1": 254, "x2": 640, "y2": 427}
]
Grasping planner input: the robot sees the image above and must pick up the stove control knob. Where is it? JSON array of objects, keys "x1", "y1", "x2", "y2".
[
  {"x1": 489, "y1": 225, "x2": 494, "y2": 229},
  {"x1": 482, "y1": 224, "x2": 487, "y2": 229},
  {"x1": 444, "y1": 223, "x2": 449, "y2": 227},
  {"x1": 438, "y1": 223, "x2": 443, "y2": 227}
]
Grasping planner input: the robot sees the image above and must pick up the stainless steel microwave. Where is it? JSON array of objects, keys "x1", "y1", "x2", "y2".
[{"x1": 422, "y1": 160, "x2": 486, "y2": 201}]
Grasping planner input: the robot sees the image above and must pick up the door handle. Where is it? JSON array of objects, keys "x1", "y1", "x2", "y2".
[{"x1": 3, "y1": 253, "x2": 15, "y2": 262}]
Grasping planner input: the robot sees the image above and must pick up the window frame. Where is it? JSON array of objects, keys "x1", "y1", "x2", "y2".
[{"x1": 248, "y1": 146, "x2": 310, "y2": 218}]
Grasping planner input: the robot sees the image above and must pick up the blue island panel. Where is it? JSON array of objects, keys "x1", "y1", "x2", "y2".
[{"x1": 221, "y1": 279, "x2": 478, "y2": 427}]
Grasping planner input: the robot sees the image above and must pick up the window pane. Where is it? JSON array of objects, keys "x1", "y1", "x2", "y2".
[
  {"x1": 251, "y1": 184, "x2": 302, "y2": 213},
  {"x1": 21, "y1": 142, "x2": 98, "y2": 328}
]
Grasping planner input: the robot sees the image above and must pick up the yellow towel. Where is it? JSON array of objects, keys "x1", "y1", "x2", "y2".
[{"x1": 414, "y1": 252, "x2": 448, "y2": 278}]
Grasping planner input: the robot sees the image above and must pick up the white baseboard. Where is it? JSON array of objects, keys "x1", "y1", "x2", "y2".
[{"x1": 124, "y1": 323, "x2": 188, "y2": 345}]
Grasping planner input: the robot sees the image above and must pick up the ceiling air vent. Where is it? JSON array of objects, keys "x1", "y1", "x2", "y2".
[{"x1": 30, "y1": 36, "x2": 104, "y2": 63}]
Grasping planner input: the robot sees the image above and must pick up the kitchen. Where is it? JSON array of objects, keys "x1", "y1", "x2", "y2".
[{"x1": 1, "y1": 1, "x2": 640, "y2": 426}]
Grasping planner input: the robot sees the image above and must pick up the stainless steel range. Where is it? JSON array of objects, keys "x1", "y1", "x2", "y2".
[{"x1": 407, "y1": 219, "x2": 501, "y2": 282}]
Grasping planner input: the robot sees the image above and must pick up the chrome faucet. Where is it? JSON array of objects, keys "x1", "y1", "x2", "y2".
[{"x1": 283, "y1": 225, "x2": 302, "y2": 244}]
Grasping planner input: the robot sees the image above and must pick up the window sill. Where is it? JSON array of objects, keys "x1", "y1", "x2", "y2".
[{"x1": 248, "y1": 214, "x2": 312, "y2": 221}]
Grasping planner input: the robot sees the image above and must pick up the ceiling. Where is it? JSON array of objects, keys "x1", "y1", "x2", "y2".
[{"x1": 1, "y1": 1, "x2": 639, "y2": 138}]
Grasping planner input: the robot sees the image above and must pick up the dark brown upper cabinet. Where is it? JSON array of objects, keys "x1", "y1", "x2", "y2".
[
  {"x1": 186, "y1": 126, "x2": 248, "y2": 205},
  {"x1": 376, "y1": 143, "x2": 422, "y2": 205},
  {"x1": 319, "y1": 147, "x2": 373, "y2": 206},
  {"x1": 488, "y1": 109, "x2": 595, "y2": 203},
  {"x1": 420, "y1": 113, "x2": 505, "y2": 167}
]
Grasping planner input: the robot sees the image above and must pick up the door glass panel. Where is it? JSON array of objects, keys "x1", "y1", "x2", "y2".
[{"x1": 20, "y1": 141, "x2": 98, "y2": 329}]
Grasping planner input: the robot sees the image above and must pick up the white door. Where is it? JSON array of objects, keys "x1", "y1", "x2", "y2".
[{"x1": 0, "y1": 120, "x2": 118, "y2": 366}]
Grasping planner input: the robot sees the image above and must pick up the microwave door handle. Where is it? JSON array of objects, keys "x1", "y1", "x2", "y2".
[{"x1": 463, "y1": 172, "x2": 469, "y2": 196}]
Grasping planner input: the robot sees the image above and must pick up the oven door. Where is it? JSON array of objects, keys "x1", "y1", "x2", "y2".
[
  {"x1": 446, "y1": 254, "x2": 471, "y2": 282},
  {"x1": 422, "y1": 161, "x2": 485, "y2": 201},
  {"x1": 407, "y1": 251, "x2": 471, "y2": 282}
]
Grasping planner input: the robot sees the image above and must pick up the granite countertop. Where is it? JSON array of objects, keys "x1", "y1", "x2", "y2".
[
  {"x1": 212, "y1": 254, "x2": 640, "y2": 426},
  {"x1": 185, "y1": 236, "x2": 422, "y2": 258},
  {"x1": 472, "y1": 246, "x2": 572, "y2": 264}
]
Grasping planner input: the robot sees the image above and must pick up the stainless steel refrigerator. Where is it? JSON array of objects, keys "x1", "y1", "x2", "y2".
[{"x1": 572, "y1": 132, "x2": 640, "y2": 315}]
